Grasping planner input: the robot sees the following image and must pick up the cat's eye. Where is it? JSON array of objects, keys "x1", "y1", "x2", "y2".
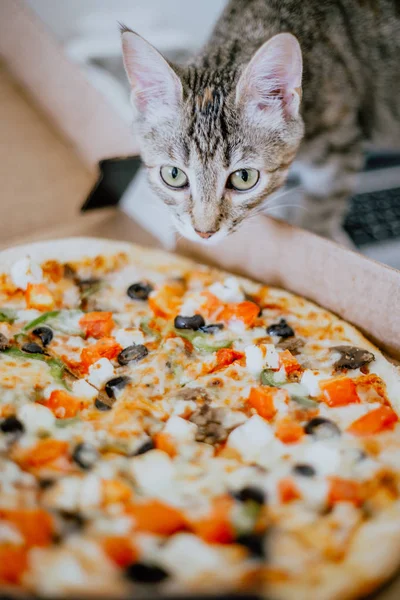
[
  {"x1": 228, "y1": 168, "x2": 259, "y2": 191},
  {"x1": 160, "y1": 166, "x2": 188, "y2": 189}
]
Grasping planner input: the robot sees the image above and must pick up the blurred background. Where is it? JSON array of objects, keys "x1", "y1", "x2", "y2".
[{"x1": 25, "y1": 0, "x2": 400, "y2": 266}]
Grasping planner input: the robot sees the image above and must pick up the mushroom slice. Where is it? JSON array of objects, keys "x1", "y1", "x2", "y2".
[{"x1": 331, "y1": 345, "x2": 375, "y2": 370}]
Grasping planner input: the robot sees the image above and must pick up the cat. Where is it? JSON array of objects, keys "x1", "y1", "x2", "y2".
[{"x1": 121, "y1": 0, "x2": 400, "y2": 244}]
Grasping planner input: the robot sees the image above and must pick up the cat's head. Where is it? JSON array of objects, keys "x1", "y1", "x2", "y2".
[{"x1": 121, "y1": 28, "x2": 304, "y2": 243}]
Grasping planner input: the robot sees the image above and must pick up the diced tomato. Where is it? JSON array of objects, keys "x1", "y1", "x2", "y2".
[
  {"x1": 328, "y1": 477, "x2": 363, "y2": 506},
  {"x1": 148, "y1": 282, "x2": 186, "y2": 319},
  {"x1": 44, "y1": 390, "x2": 85, "y2": 419},
  {"x1": 0, "y1": 545, "x2": 28, "y2": 584},
  {"x1": 102, "y1": 536, "x2": 137, "y2": 568},
  {"x1": 25, "y1": 283, "x2": 55, "y2": 311},
  {"x1": 0, "y1": 509, "x2": 53, "y2": 547},
  {"x1": 279, "y1": 350, "x2": 301, "y2": 375},
  {"x1": 212, "y1": 348, "x2": 244, "y2": 372},
  {"x1": 18, "y1": 439, "x2": 69, "y2": 468},
  {"x1": 127, "y1": 500, "x2": 186, "y2": 536},
  {"x1": 347, "y1": 405, "x2": 398, "y2": 436},
  {"x1": 154, "y1": 432, "x2": 177, "y2": 458},
  {"x1": 80, "y1": 337, "x2": 122, "y2": 373},
  {"x1": 102, "y1": 479, "x2": 133, "y2": 505},
  {"x1": 79, "y1": 311, "x2": 115, "y2": 339},
  {"x1": 278, "y1": 478, "x2": 301, "y2": 503},
  {"x1": 320, "y1": 377, "x2": 360, "y2": 407},
  {"x1": 247, "y1": 386, "x2": 278, "y2": 421},
  {"x1": 201, "y1": 291, "x2": 225, "y2": 318},
  {"x1": 275, "y1": 418, "x2": 304, "y2": 444},
  {"x1": 218, "y1": 301, "x2": 260, "y2": 327},
  {"x1": 189, "y1": 495, "x2": 234, "y2": 544}
]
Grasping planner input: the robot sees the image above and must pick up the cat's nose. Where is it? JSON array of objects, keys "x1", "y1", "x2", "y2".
[{"x1": 194, "y1": 229, "x2": 216, "y2": 239}]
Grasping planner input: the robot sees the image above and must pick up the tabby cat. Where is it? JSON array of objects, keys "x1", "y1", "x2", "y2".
[{"x1": 121, "y1": 0, "x2": 400, "y2": 244}]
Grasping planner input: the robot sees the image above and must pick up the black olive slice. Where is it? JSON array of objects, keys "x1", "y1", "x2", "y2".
[
  {"x1": 105, "y1": 376, "x2": 131, "y2": 399},
  {"x1": 292, "y1": 464, "x2": 316, "y2": 477},
  {"x1": 174, "y1": 314, "x2": 205, "y2": 331},
  {"x1": 266, "y1": 318, "x2": 294, "y2": 339},
  {"x1": 95, "y1": 397, "x2": 113, "y2": 411},
  {"x1": 72, "y1": 442, "x2": 99, "y2": 470},
  {"x1": 134, "y1": 439, "x2": 155, "y2": 455},
  {"x1": 236, "y1": 533, "x2": 266, "y2": 558},
  {"x1": 118, "y1": 345, "x2": 148, "y2": 366},
  {"x1": 200, "y1": 323, "x2": 224, "y2": 334},
  {"x1": 232, "y1": 486, "x2": 265, "y2": 505},
  {"x1": 0, "y1": 415, "x2": 25, "y2": 434},
  {"x1": 32, "y1": 326, "x2": 53, "y2": 346},
  {"x1": 304, "y1": 417, "x2": 341, "y2": 439},
  {"x1": 22, "y1": 342, "x2": 45, "y2": 354},
  {"x1": 331, "y1": 345, "x2": 375, "y2": 370},
  {"x1": 125, "y1": 562, "x2": 169, "y2": 584},
  {"x1": 127, "y1": 282, "x2": 153, "y2": 301}
]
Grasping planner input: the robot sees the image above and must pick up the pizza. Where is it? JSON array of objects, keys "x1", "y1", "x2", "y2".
[{"x1": 0, "y1": 237, "x2": 400, "y2": 600}]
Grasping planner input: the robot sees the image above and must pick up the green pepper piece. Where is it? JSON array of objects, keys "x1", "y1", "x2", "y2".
[
  {"x1": 260, "y1": 369, "x2": 278, "y2": 387},
  {"x1": 55, "y1": 416, "x2": 80, "y2": 428},
  {"x1": 140, "y1": 317, "x2": 161, "y2": 340},
  {"x1": 174, "y1": 328, "x2": 232, "y2": 352},
  {"x1": 2, "y1": 347, "x2": 68, "y2": 389},
  {"x1": 80, "y1": 281, "x2": 103, "y2": 299},
  {"x1": 23, "y1": 311, "x2": 60, "y2": 331},
  {"x1": 191, "y1": 336, "x2": 232, "y2": 352},
  {"x1": 0, "y1": 309, "x2": 16, "y2": 324},
  {"x1": 291, "y1": 395, "x2": 318, "y2": 408},
  {"x1": 233, "y1": 500, "x2": 262, "y2": 536}
]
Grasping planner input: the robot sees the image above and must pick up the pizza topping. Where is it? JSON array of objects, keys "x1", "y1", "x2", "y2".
[
  {"x1": 72, "y1": 443, "x2": 99, "y2": 470},
  {"x1": 126, "y1": 282, "x2": 154, "y2": 301},
  {"x1": 1, "y1": 415, "x2": 24, "y2": 435},
  {"x1": 18, "y1": 402, "x2": 55, "y2": 433},
  {"x1": 331, "y1": 345, "x2": 375, "y2": 370},
  {"x1": 236, "y1": 532, "x2": 266, "y2": 557},
  {"x1": 328, "y1": 477, "x2": 363, "y2": 506},
  {"x1": 88, "y1": 358, "x2": 115, "y2": 388},
  {"x1": 247, "y1": 386, "x2": 279, "y2": 421},
  {"x1": 304, "y1": 417, "x2": 341, "y2": 439},
  {"x1": 134, "y1": 439, "x2": 155, "y2": 455},
  {"x1": 275, "y1": 418, "x2": 304, "y2": 444},
  {"x1": 277, "y1": 337, "x2": 304, "y2": 355},
  {"x1": 22, "y1": 341, "x2": 45, "y2": 354},
  {"x1": 320, "y1": 377, "x2": 360, "y2": 407},
  {"x1": 94, "y1": 397, "x2": 113, "y2": 411},
  {"x1": 25, "y1": 283, "x2": 55, "y2": 311},
  {"x1": 174, "y1": 314, "x2": 205, "y2": 330},
  {"x1": 125, "y1": 562, "x2": 169, "y2": 584},
  {"x1": 105, "y1": 376, "x2": 131, "y2": 399},
  {"x1": 174, "y1": 387, "x2": 211, "y2": 403},
  {"x1": 190, "y1": 404, "x2": 227, "y2": 444},
  {"x1": 80, "y1": 312, "x2": 115, "y2": 339},
  {"x1": 117, "y1": 344, "x2": 149, "y2": 366},
  {"x1": 32, "y1": 326, "x2": 54, "y2": 346},
  {"x1": 218, "y1": 301, "x2": 259, "y2": 327},
  {"x1": 81, "y1": 339, "x2": 122, "y2": 372},
  {"x1": 266, "y1": 318, "x2": 294, "y2": 339},
  {"x1": 292, "y1": 464, "x2": 316, "y2": 477},
  {"x1": 44, "y1": 390, "x2": 85, "y2": 419},
  {"x1": 232, "y1": 486, "x2": 265, "y2": 505},
  {"x1": 10, "y1": 256, "x2": 43, "y2": 291},
  {"x1": 199, "y1": 323, "x2": 224, "y2": 334},
  {"x1": 347, "y1": 405, "x2": 398, "y2": 436},
  {"x1": 0, "y1": 332, "x2": 10, "y2": 350}
]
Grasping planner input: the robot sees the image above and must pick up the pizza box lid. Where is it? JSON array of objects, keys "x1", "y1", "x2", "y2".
[{"x1": 0, "y1": 0, "x2": 400, "y2": 368}]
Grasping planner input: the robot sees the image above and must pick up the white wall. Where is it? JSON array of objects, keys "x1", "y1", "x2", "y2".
[{"x1": 27, "y1": 0, "x2": 227, "y2": 48}]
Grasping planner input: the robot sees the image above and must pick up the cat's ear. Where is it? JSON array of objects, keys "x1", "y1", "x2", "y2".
[
  {"x1": 121, "y1": 28, "x2": 183, "y2": 116},
  {"x1": 236, "y1": 33, "x2": 302, "y2": 121}
]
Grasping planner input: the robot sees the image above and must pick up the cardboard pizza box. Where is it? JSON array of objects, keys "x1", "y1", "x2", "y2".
[{"x1": 1, "y1": 2, "x2": 400, "y2": 599}]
